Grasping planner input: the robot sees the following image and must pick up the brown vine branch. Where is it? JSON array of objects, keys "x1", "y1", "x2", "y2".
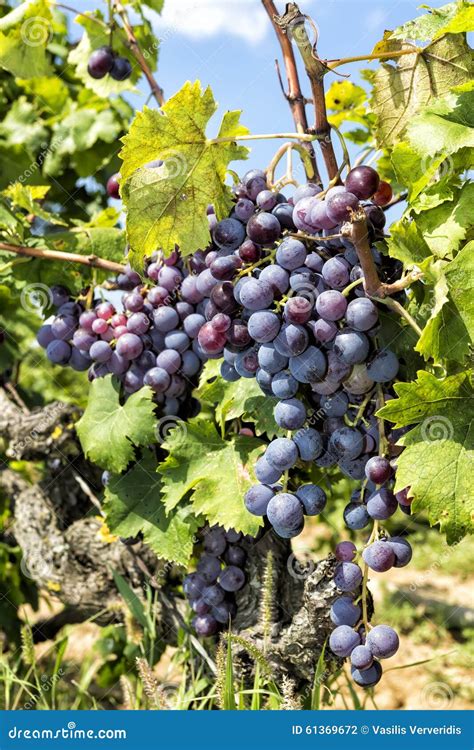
[
  {"x1": 0, "y1": 242, "x2": 126, "y2": 274},
  {"x1": 262, "y1": 0, "x2": 319, "y2": 182},
  {"x1": 113, "y1": 0, "x2": 165, "y2": 107},
  {"x1": 340, "y1": 211, "x2": 423, "y2": 302},
  {"x1": 275, "y1": 3, "x2": 340, "y2": 182}
]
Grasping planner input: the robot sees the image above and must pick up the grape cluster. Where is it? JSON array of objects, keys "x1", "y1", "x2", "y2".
[
  {"x1": 87, "y1": 46, "x2": 132, "y2": 82},
  {"x1": 330, "y1": 527, "x2": 412, "y2": 686},
  {"x1": 35, "y1": 249, "x2": 217, "y2": 417},
  {"x1": 183, "y1": 526, "x2": 247, "y2": 636}
]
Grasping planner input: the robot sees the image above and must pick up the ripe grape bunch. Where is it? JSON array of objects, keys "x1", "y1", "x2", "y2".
[
  {"x1": 87, "y1": 45, "x2": 132, "y2": 82},
  {"x1": 183, "y1": 526, "x2": 247, "y2": 637},
  {"x1": 34, "y1": 159, "x2": 412, "y2": 687}
]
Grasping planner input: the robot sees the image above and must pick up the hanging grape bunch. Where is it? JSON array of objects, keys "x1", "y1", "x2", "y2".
[
  {"x1": 34, "y1": 158, "x2": 411, "y2": 685},
  {"x1": 87, "y1": 45, "x2": 133, "y2": 81},
  {"x1": 183, "y1": 527, "x2": 247, "y2": 637}
]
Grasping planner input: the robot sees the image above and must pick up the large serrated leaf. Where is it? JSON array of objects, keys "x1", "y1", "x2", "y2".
[
  {"x1": 416, "y1": 241, "x2": 474, "y2": 363},
  {"x1": 195, "y1": 360, "x2": 279, "y2": 438},
  {"x1": 377, "y1": 371, "x2": 474, "y2": 543},
  {"x1": 76, "y1": 376, "x2": 157, "y2": 472},
  {"x1": 391, "y1": 1, "x2": 474, "y2": 42},
  {"x1": 414, "y1": 181, "x2": 474, "y2": 259},
  {"x1": 372, "y1": 34, "x2": 473, "y2": 148},
  {"x1": 120, "y1": 81, "x2": 249, "y2": 262},
  {"x1": 0, "y1": 1, "x2": 53, "y2": 78},
  {"x1": 103, "y1": 453, "x2": 200, "y2": 567},
  {"x1": 157, "y1": 418, "x2": 264, "y2": 536}
]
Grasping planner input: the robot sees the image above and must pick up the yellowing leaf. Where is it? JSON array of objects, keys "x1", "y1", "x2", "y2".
[{"x1": 120, "y1": 81, "x2": 249, "y2": 262}]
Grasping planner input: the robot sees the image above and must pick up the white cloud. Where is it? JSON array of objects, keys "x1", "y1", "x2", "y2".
[{"x1": 151, "y1": 0, "x2": 270, "y2": 45}]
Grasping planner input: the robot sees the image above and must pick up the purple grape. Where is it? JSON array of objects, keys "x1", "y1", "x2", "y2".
[
  {"x1": 275, "y1": 238, "x2": 307, "y2": 271},
  {"x1": 296, "y1": 485, "x2": 327, "y2": 515},
  {"x1": 193, "y1": 613, "x2": 218, "y2": 637},
  {"x1": 334, "y1": 562, "x2": 363, "y2": 591},
  {"x1": 244, "y1": 483, "x2": 274, "y2": 516},
  {"x1": 293, "y1": 427, "x2": 323, "y2": 461},
  {"x1": 366, "y1": 625, "x2": 399, "y2": 659},
  {"x1": 110, "y1": 56, "x2": 132, "y2": 81},
  {"x1": 387, "y1": 537, "x2": 412, "y2": 568},
  {"x1": 335, "y1": 541, "x2": 357, "y2": 562},
  {"x1": 246, "y1": 212, "x2": 281, "y2": 245},
  {"x1": 329, "y1": 625, "x2": 360, "y2": 657},
  {"x1": 351, "y1": 645, "x2": 374, "y2": 670},
  {"x1": 218, "y1": 566, "x2": 245, "y2": 592},
  {"x1": 266, "y1": 492, "x2": 304, "y2": 531},
  {"x1": 225, "y1": 545, "x2": 246, "y2": 567},
  {"x1": 213, "y1": 218, "x2": 246, "y2": 251},
  {"x1": 87, "y1": 46, "x2": 114, "y2": 79},
  {"x1": 254, "y1": 456, "x2": 282, "y2": 485},
  {"x1": 239, "y1": 278, "x2": 274, "y2": 311},
  {"x1": 343, "y1": 502, "x2": 370, "y2": 530},
  {"x1": 330, "y1": 596, "x2": 361, "y2": 627},
  {"x1": 315, "y1": 290, "x2": 347, "y2": 321},
  {"x1": 247, "y1": 311, "x2": 280, "y2": 343},
  {"x1": 365, "y1": 456, "x2": 392, "y2": 484},
  {"x1": 346, "y1": 298, "x2": 379, "y2": 331},
  {"x1": 274, "y1": 397, "x2": 306, "y2": 430},
  {"x1": 362, "y1": 541, "x2": 395, "y2": 572},
  {"x1": 351, "y1": 661, "x2": 383, "y2": 688},
  {"x1": 326, "y1": 190, "x2": 360, "y2": 223},
  {"x1": 89, "y1": 340, "x2": 112, "y2": 363},
  {"x1": 265, "y1": 438, "x2": 298, "y2": 471},
  {"x1": 345, "y1": 166, "x2": 380, "y2": 200},
  {"x1": 46, "y1": 340, "x2": 71, "y2": 365},
  {"x1": 366, "y1": 488, "x2": 397, "y2": 520}
]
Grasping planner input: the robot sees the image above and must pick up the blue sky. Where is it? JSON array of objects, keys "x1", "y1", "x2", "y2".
[{"x1": 76, "y1": 0, "x2": 426, "y2": 188}]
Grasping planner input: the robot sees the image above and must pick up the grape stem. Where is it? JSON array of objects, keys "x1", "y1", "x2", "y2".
[
  {"x1": 262, "y1": 0, "x2": 320, "y2": 182},
  {"x1": 274, "y1": 4, "x2": 341, "y2": 182},
  {"x1": 54, "y1": 4, "x2": 109, "y2": 27},
  {"x1": 0, "y1": 242, "x2": 126, "y2": 274},
  {"x1": 360, "y1": 520, "x2": 379, "y2": 632},
  {"x1": 373, "y1": 296, "x2": 423, "y2": 337},
  {"x1": 341, "y1": 210, "x2": 423, "y2": 304},
  {"x1": 209, "y1": 132, "x2": 317, "y2": 144},
  {"x1": 341, "y1": 277, "x2": 364, "y2": 297},
  {"x1": 326, "y1": 46, "x2": 421, "y2": 71},
  {"x1": 112, "y1": 0, "x2": 165, "y2": 107},
  {"x1": 267, "y1": 142, "x2": 316, "y2": 188}
]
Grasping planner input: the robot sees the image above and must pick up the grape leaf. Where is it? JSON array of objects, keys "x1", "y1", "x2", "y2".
[
  {"x1": 195, "y1": 360, "x2": 279, "y2": 438},
  {"x1": 416, "y1": 241, "x2": 474, "y2": 363},
  {"x1": 120, "y1": 81, "x2": 249, "y2": 262},
  {"x1": 385, "y1": 218, "x2": 433, "y2": 266},
  {"x1": 414, "y1": 181, "x2": 474, "y2": 259},
  {"x1": 0, "y1": 0, "x2": 53, "y2": 78},
  {"x1": 17, "y1": 76, "x2": 70, "y2": 115},
  {"x1": 372, "y1": 34, "x2": 473, "y2": 148},
  {"x1": 390, "y1": 141, "x2": 452, "y2": 201},
  {"x1": 406, "y1": 84, "x2": 474, "y2": 159},
  {"x1": 103, "y1": 453, "x2": 200, "y2": 567},
  {"x1": 76, "y1": 376, "x2": 157, "y2": 473},
  {"x1": 0, "y1": 98, "x2": 48, "y2": 155},
  {"x1": 158, "y1": 418, "x2": 264, "y2": 536},
  {"x1": 377, "y1": 371, "x2": 474, "y2": 543},
  {"x1": 4, "y1": 183, "x2": 67, "y2": 225},
  {"x1": 390, "y1": 1, "x2": 474, "y2": 42}
]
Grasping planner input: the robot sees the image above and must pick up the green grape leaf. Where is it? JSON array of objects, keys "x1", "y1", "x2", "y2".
[
  {"x1": 0, "y1": 0, "x2": 53, "y2": 78},
  {"x1": 68, "y1": 11, "x2": 157, "y2": 98},
  {"x1": 0, "y1": 97, "x2": 48, "y2": 156},
  {"x1": 103, "y1": 453, "x2": 200, "y2": 567},
  {"x1": 385, "y1": 217, "x2": 433, "y2": 266},
  {"x1": 43, "y1": 105, "x2": 125, "y2": 177},
  {"x1": 417, "y1": 242, "x2": 474, "y2": 363},
  {"x1": 158, "y1": 419, "x2": 264, "y2": 536},
  {"x1": 372, "y1": 34, "x2": 473, "y2": 148},
  {"x1": 406, "y1": 84, "x2": 474, "y2": 159},
  {"x1": 377, "y1": 371, "x2": 474, "y2": 543},
  {"x1": 120, "y1": 81, "x2": 249, "y2": 262},
  {"x1": 17, "y1": 76, "x2": 70, "y2": 114},
  {"x1": 414, "y1": 181, "x2": 474, "y2": 259},
  {"x1": 195, "y1": 360, "x2": 279, "y2": 438},
  {"x1": 390, "y1": 141, "x2": 452, "y2": 201},
  {"x1": 76, "y1": 376, "x2": 157, "y2": 473},
  {"x1": 391, "y1": 1, "x2": 474, "y2": 42},
  {"x1": 4, "y1": 183, "x2": 67, "y2": 225}
]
